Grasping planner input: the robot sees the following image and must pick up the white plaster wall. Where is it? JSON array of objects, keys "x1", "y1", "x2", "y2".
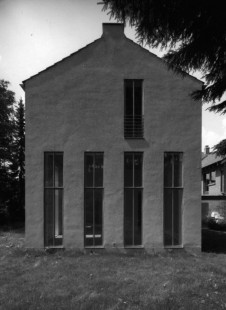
[{"x1": 25, "y1": 24, "x2": 202, "y2": 251}]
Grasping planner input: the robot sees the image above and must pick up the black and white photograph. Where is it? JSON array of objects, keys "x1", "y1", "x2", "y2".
[{"x1": 1, "y1": 0, "x2": 226, "y2": 309}]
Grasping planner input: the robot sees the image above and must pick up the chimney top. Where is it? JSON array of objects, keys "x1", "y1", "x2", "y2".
[
  {"x1": 205, "y1": 145, "x2": 210, "y2": 155},
  {"x1": 102, "y1": 23, "x2": 125, "y2": 39}
]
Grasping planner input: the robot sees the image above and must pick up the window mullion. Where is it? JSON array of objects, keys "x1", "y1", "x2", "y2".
[
  {"x1": 132, "y1": 153, "x2": 134, "y2": 246},
  {"x1": 53, "y1": 153, "x2": 55, "y2": 188},
  {"x1": 133, "y1": 189, "x2": 135, "y2": 246},
  {"x1": 172, "y1": 155, "x2": 174, "y2": 245},
  {"x1": 172, "y1": 154, "x2": 174, "y2": 188},
  {"x1": 133, "y1": 81, "x2": 135, "y2": 138},
  {"x1": 133, "y1": 153, "x2": 134, "y2": 188},
  {"x1": 93, "y1": 154, "x2": 95, "y2": 188},
  {"x1": 53, "y1": 153, "x2": 55, "y2": 246},
  {"x1": 93, "y1": 189, "x2": 95, "y2": 246},
  {"x1": 172, "y1": 189, "x2": 174, "y2": 246},
  {"x1": 93, "y1": 154, "x2": 95, "y2": 245}
]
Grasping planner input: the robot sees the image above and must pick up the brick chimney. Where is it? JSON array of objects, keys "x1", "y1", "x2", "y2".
[
  {"x1": 205, "y1": 145, "x2": 210, "y2": 155},
  {"x1": 102, "y1": 23, "x2": 125, "y2": 39}
]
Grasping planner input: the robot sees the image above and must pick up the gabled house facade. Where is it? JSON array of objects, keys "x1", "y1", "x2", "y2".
[
  {"x1": 202, "y1": 145, "x2": 226, "y2": 196},
  {"x1": 202, "y1": 145, "x2": 226, "y2": 223},
  {"x1": 22, "y1": 23, "x2": 202, "y2": 252}
]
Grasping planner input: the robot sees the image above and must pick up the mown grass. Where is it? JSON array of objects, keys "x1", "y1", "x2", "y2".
[{"x1": 1, "y1": 228, "x2": 226, "y2": 309}]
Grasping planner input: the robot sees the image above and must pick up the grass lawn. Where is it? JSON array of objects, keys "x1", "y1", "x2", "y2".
[{"x1": 1, "y1": 228, "x2": 226, "y2": 309}]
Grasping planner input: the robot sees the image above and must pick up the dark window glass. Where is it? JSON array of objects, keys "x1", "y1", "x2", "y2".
[
  {"x1": 44, "y1": 153, "x2": 54, "y2": 187},
  {"x1": 164, "y1": 153, "x2": 172, "y2": 187},
  {"x1": 44, "y1": 189, "x2": 54, "y2": 247},
  {"x1": 54, "y1": 154, "x2": 63, "y2": 188},
  {"x1": 134, "y1": 154, "x2": 143, "y2": 187},
  {"x1": 164, "y1": 153, "x2": 183, "y2": 247},
  {"x1": 124, "y1": 189, "x2": 133, "y2": 246},
  {"x1": 134, "y1": 189, "x2": 142, "y2": 245},
  {"x1": 44, "y1": 153, "x2": 63, "y2": 247},
  {"x1": 164, "y1": 189, "x2": 173, "y2": 246},
  {"x1": 124, "y1": 153, "x2": 143, "y2": 246},
  {"x1": 124, "y1": 154, "x2": 133, "y2": 187},
  {"x1": 95, "y1": 154, "x2": 103, "y2": 187},
  {"x1": 173, "y1": 189, "x2": 182, "y2": 245},
  {"x1": 174, "y1": 154, "x2": 182, "y2": 187},
  {"x1": 85, "y1": 189, "x2": 94, "y2": 247},
  {"x1": 84, "y1": 153, "x2": 103, "y2": 247},
  {"x1": 134, "y1": 80, "x2": 142, "y2": 115},
  {"x1": 85, "y1": 154, "x2": 94, "y2": 188},
  {"x1": 55, "y1": 190, "x2": 63, "y2": 236},
  {"x1": 125, "y1": 80, "x2": 133, "y2": 115},
  {"x1": 94, "y1": 189, "x2": 103, "y2": 246}
]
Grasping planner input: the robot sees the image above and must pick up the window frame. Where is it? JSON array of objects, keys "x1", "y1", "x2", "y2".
[
  {"x1": 44, "y1": 152, "x2": 64, "y2": 248},
  {"x1": 84, "y1": 152, "x2": 104, "y2": 248},
  {"x1": 203, "y1": 170, "x2": 216, "y2": 194},
  {"x1": 124, "y1": 152, "x2": 143, "y2": 247},
  {"x1": 163, "y1": 152, "x2": 183, "y2": 248},
  {"x1": 124, "y1": 79, "x2": 144, "y2": 139}
]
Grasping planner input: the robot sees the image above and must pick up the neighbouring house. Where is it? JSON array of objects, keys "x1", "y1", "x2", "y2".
[
  {"x1": 202, "y1": 145, "x2": 226, "y2": 225},
  {"x1": 21, "y1": 23, "x2": 202, "y2": 251}
]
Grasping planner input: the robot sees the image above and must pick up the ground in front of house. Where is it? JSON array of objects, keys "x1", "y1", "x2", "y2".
[{"x1": 1, "y1": 228, "x2": 226, "y2": 310}]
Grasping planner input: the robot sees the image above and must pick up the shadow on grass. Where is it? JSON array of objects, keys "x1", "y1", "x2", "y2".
[{"x1": 202, "y1": 228, "x2": 226, "y2": 254}]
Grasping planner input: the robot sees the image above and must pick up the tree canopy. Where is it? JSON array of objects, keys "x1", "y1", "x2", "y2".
[
  {"x1": 10, "y1": 98, "x2": 25, "y2": 220},
  {"x1": 0, "y1": 80, "x2": 15, "y2": 220},
  {"x1": 212, "y1": 139, "x2": 226, "y2": 158},
  {"x1": 0, "y1": 80, "x2": 25, "y2": 224},
  {"x1": 102, "y1": 0, "x2": 226, "y2": 113},
  {"x1": 0, "y1": 80, "x2": 15, "y2": 164}
]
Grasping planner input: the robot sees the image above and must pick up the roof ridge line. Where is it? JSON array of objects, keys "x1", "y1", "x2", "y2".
[
  {"x1": 126, "y1": 38, "x2": 203, "y2": 85},
  {"x1": 22, "y1": 37, "x2": 102, "y2": 85}
]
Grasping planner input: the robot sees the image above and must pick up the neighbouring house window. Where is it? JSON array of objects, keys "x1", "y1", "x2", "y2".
[
  {"x1": 203, "y1": 173, "x2": 210, "y2": 194},
  {"x1": 203, "y1": 171, "x2": 216, "y2": 194},
  {"x1": 84, "y1": 153, "x2": 103, "y2": 247},
  {"x1": 221, "y1": 170, "x2": 224, "y2": 192},
  {"x1": 164, "y1": 153, "x2": 183, "y2": 246},
  {"x1": 124, "y1": 153, "x2": 143, "y2": 246},
  {"x1": 44, "y1": 152, "x2": 63, "y2": 247},
  {"x1": 124, "y1": 80, "x2": 144, "y2": 139},
  {"x1": 210, "y1": 171, "x2": 216, "y2": 184}
]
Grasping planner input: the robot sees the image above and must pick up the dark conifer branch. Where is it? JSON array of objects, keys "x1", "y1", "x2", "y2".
[
  {"x1": 101, "y1": 0, "x2": 226, "y2": 153},
  {"x1": 213, "y1": 139, "x2": 226, "y2": 157},
  {"x1": 102, "y1": 0, "x2": 226, "y2": 107}
]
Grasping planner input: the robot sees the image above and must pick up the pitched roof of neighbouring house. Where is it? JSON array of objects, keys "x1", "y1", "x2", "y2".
[{"x1": 202, "y1": 153, "x2": 223, "y2": 168}]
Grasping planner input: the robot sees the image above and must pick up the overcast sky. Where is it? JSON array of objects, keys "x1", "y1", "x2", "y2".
[{"x1": 0, "y1": 0, "x2": 225, "y2": 150}]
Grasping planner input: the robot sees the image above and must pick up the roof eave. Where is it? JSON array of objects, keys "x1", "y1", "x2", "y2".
[{"x1": 20, "y1": 83, "x2": 25, "y2": 91}]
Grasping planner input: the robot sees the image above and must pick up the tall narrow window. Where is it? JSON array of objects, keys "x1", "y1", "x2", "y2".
[
  {"x1": 124, "y1": 80, "x2": 144, "y2": 139},
  {"x1": 44, "y1": 152, "x2": 63, "y2": 247},
  {"x1": 164, "y1": 153, "x2": 183, "y2": 246},
  {"x1": 84, "y1": 153, "x2": 103, "y2": 247},
  {"x1": 124, "y1": 153, "x2": 143, "y2": 246}
]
